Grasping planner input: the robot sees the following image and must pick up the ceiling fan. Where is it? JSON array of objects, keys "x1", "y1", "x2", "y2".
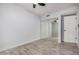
[{"x1": 33, "y1": 3, "x2": 46, "y2": 8}]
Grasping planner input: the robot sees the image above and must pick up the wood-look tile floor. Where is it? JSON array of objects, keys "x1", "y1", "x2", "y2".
[{"x1": 0, "y1": 38, "x2": 79, "y2": 55}]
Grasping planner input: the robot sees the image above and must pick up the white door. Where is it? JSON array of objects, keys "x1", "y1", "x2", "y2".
[{"x1": 64, "y1": 15, "x2": 77, "y2": 43}]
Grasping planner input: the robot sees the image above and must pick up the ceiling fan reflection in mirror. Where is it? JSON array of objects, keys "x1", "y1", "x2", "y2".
[{"x1": 33, "y1": 3, "x2": 46, "y2": 8}]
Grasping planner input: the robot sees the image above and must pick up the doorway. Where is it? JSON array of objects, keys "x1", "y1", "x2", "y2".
[
  {"x1": 47, "y1": 18, "x2": 58, "y2": 41},
  {"x1": 51, "y1": 20, "x2": 58, "y2": 39},
  {"x1": 61, "y1": 14, "x2": 78, "y2": 43},
  {"x1": 40, "y1": 17, "x2": 59, "y2": 41}
]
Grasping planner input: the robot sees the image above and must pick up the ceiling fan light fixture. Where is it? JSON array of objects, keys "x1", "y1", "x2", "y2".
[
  {"x1": 33, "y1": 3, "x2": 46, "y2": 8},
  {"x1": 38, "y1": 3, "x2": 46, "y2": 6}
]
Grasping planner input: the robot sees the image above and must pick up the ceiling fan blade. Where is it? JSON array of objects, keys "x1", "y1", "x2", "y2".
[
  {"x1": 38, "y1": 3, "x2": 46, "y2": 6},
  {"x1": 33, "y1": 4, "x2": 36, "y2": 8}
]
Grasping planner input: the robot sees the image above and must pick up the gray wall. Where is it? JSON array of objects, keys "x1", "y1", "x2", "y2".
[{"x1": 0, "y1": 4, "x2": 40, "y2": 51}]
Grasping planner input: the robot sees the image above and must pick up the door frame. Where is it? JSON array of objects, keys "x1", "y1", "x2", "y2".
[
  {"x1": 48, "y1": 18, "x2": 58, "y2": 40},
  {"x1": 61, "y1": 13, "x2": 78, "y2": 43}
]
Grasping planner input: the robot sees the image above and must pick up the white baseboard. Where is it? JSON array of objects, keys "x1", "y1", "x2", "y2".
[{"x1": 0, "y1": 38, "x2": 40, "y2": 52}]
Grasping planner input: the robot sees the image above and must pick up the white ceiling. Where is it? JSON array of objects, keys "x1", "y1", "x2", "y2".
[{"x1": 20, "y1": 3, "x2": 79, "y2": 16}]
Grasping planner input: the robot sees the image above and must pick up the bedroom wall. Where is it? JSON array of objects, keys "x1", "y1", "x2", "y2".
[{"x1": 0, "y1": 4, "x2": 40, "y2": 51}]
